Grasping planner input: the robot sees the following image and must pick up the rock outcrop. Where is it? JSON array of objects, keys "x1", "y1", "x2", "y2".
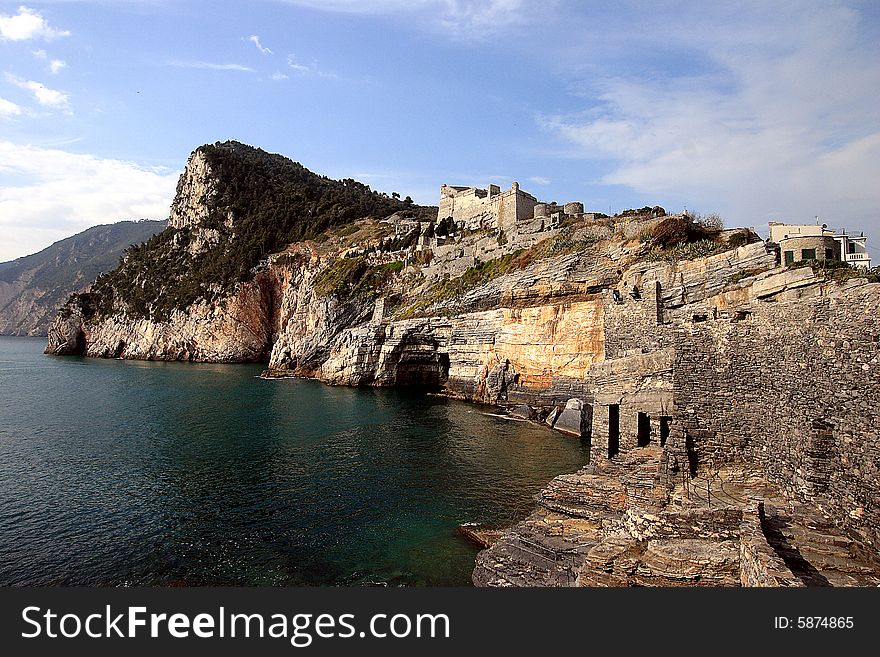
[{"x1": 45, "y1": 306, "x2": 85, "y2": 356}]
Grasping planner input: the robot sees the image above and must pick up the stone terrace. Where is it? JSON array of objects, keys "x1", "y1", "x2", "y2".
[{"x1": 473, "y1": 449, "x2": 880, "y2": 587}]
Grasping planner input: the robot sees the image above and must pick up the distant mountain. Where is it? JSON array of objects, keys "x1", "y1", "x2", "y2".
[{"x1": 0, "y1": 220, "x2": 166, "y2": 336}]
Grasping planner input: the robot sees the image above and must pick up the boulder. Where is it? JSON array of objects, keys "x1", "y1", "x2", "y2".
[
  {"x1": 509, "y1": 404, "x2": 534, "y2": 420},
  {"x1": 553, "y1": 398, "x2": 591, "y2": 438}
]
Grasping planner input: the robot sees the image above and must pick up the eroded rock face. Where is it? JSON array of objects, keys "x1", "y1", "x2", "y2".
[
  {"x1": 553, "y1": 398, "x2": 591, "y2": 438},
  {"x1": 168, "y1": 149, "x2": 234, "y2": 256},
  {"x1": 267, "y1": 255, "x2": 373, "y2": 376},
  {"x1": 315, "y1": 298, "x2": 607, "y2": 401},
  {"x1": 46, "y1": 276, "x2": 275, "y2": 362},
  {"x1": 45, "y1": 307, "x2": 85, "y2": 356}
]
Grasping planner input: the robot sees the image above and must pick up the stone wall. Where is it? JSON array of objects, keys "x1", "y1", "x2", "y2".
[
  {"x1": 671, "y1": 282, "x2": 880, "y2": 546},
  {"x1": 778, "y1": 235, "x2": 840, "y2": 264},
  {"x1": 738, "y1": 504, "x2": 805, "y2": 587},
  {"x1": 496, "y1": 182, "x2": 538, "y2": 236},
  {"x1": 589, "y1": 349, "x2": 674, "y2": 459}
]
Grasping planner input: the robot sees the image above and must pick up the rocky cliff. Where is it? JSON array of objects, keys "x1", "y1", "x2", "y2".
[
  {"x1": 0, "y1": 220, "x2": 164, "y2": 336},
  {"x1": 47, "y1": 141, "x2": 417, "y2": 360},
  {"x1": 45, "y1": 141, "x2": 880, "y2": 586}
]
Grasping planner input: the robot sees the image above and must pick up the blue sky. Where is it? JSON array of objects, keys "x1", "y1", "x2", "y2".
[{"x1": 1, "y1": 0, "x2": 879, "y2": 262}]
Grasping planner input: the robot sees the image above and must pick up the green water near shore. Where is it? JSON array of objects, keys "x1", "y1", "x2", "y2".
[{"x1": 0, "y1": 336, "x2": 588, "y2": 586}]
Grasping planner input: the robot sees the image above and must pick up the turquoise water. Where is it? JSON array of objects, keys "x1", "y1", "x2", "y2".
[{"x1": 0, "y1": 336, "x2": 588, "y2": 586}]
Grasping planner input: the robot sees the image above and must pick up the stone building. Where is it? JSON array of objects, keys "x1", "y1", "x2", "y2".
[
  {"x1": 437, "y1": 182, "x2": 586, "y2": 236},
  {"x1": 768, "y1": 221, "x2": 840, "y2": 265}
]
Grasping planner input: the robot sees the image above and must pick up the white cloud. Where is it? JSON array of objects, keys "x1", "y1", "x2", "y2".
[
  {"x1": 0, "y1": 6, "x2": 70, "y2": 41},
  {"x1": 4, "y1": 73, "x2": 70, "y2": 110},
  {"x1": 247, "y1": 34, "x2": 272, "y2": 55},
  {"x1": 0, "y1": 96, "x2": 22, "y2": 117},
  {"x1": 542, "y1": 2, "x2": 880, "y2": 236},
  {"x1": 528, "y1": 176, "x2": 551, "y2": 186},
  {"x1": 48, "y1": 59, "x2": 66, "y2": 74},
  {"x1": 166, "y1": 61, "x2": 255, "y2": 72},
  {"x1": 0, "y1": 141, "x2": 178, "y2": 262},
  {"x1": 286, "y1": 54, "x2": 336, "y2": 78},
  {"x1": 32, "y1": 49, "x2": 67, "y2": 74},
  {"x1": 278, "y1": 0, "x2": 529, "y2": 40},
  {"x1": 270, "y1": 71, "x2": 289, "y2": 81}
]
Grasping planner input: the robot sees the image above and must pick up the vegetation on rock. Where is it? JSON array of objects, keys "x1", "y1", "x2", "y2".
[
  {"x1": 313, "y1": 257, "x2": 404, "y2": 300},
  {"x1": 72, "y1": 141, "x2": 421, "y2": 321},
  {"x1": 788, "y1": 258, "x2": 880, "y2": 283}
]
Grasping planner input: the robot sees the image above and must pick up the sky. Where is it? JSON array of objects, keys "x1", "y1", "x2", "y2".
[{"x1": 1, "y1": 0, "x2": 879, "y2": 262}]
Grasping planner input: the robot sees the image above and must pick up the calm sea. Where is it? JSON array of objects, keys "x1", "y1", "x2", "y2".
[{"x1": 0, "y1": 336, "x2": 588, "y2": 586}]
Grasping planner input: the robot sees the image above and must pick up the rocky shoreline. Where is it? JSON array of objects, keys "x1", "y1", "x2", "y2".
[{"x1": 45, "y1": 143, "x2": 880, "y2": 586}]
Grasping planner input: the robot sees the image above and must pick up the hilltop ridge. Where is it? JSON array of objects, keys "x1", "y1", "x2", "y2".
[{"x1": 0, "y1": 219, "x2": 165, "y2": 336}]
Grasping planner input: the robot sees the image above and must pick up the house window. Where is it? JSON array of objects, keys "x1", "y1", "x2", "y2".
[
  {"x1": 802, "y1": 248, "x2": 816, "y2": 260},
  {"x1": 784, "y1": 250, "x2": 795, "y2": 264},
  {"x1": 849, "y1": 243, "x2": 857, "y2": 254},
  {"x1": 825, "y1": 248, "x2": 833, "y2": 260}
]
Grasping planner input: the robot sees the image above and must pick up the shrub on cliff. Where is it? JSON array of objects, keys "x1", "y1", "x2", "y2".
[
  {"x1": 649, "y1": 215, "x2": 722, "y2": 247},
  {"x1": 313, "y1": 257, "x2": 404, "y2": 300}
]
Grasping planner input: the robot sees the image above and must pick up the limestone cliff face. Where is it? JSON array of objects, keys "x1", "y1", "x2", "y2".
[
  {"x1": 316, "y1": 300, "x2": 606, "y2": 402},
  {"x1": 45, "y1": 306, "x2": 86, "y2": 356},
  {"x1": 82, "y1": 277, "x2": 274, "y2": 362},
  {"x1": 46, "y1": 148, "x2": 270, "y2": 361},
  {"x1": 167, "y1": 149, "x2": 228, "y2": 255},
  {"x1": 48, "y1": 274, "x2": 275, "y2": 362},
  {"x1": 168, "y1": 149, "x2": 218, "y2": 231},
  {"x1": 267, "y1": 252, "x2": 374, "y2": 376}
]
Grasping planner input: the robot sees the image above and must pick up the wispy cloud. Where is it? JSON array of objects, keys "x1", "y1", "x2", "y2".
[
  {"x1": 286, "y1": 54, "x2": 336, "y2": 78},
  {"x1": 247, "y1": 34, "x2": 272, "y2": 55},
  {"x1": 0, "y1": 6, "x2": 70, "y2": 41},
  {"x1": 0, "y1": 96, "x2": 22, "y2": 117},
  {"x1": 166, "y1": 60, "x2": 255, "y2": 72},
  {"x1": 4, "y1": 73, "x2": 70, "y2": 110},
  {"x1": 32, "y1": 49, "x2": 67, "y2": 74},
  {"x1": 541, "y1": 2, "x2": 880, "y2": 234},
  {"x1": 270, "y1": 71, "x2": 289, "y2": 81},
  {"x1": 0, "y1": 141, "x2": 178, "y2": 262},
  {"x1": 278, "y1": 0, "x2": 529, "y2": 41},
  {"x1": 528, "y1": 176, "x2": 551, "y2": 186}
]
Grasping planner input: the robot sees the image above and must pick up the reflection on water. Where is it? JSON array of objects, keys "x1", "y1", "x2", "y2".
[{"x1": 0, "y1": 337, "x2": 588, "y2": 586}]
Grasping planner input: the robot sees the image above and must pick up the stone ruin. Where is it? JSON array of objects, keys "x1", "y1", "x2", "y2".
[{"x1": 437, "y1": 181, "x2": 589, "y2": 237}]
